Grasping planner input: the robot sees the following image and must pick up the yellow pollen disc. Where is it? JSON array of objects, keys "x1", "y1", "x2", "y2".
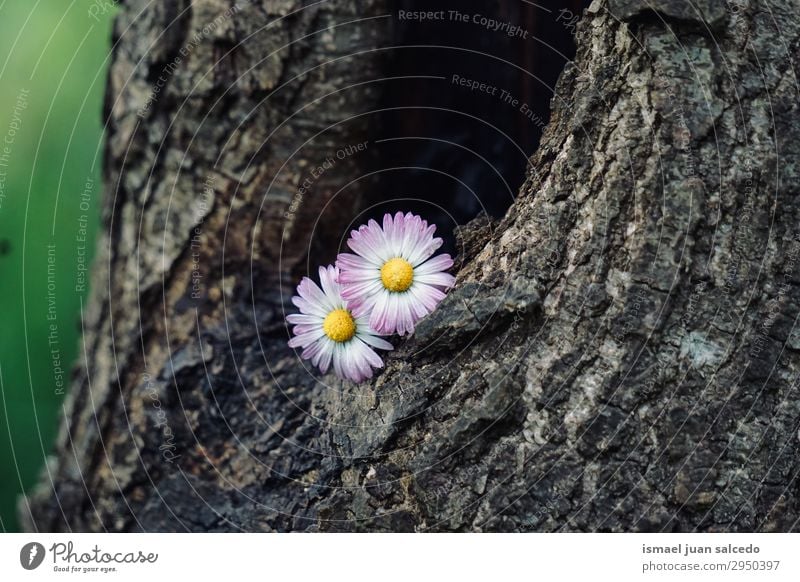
[
  {"x1": 322, "y1": 309, "x2": 356, "y2": 343},
  {"x1": 380, "y1": 257, "x2": 414, "y2": 292}
]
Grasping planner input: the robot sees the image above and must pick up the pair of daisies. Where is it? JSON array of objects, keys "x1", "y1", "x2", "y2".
[{"x1": 287, "y1": 212, "x2": 456, "y2": 383}]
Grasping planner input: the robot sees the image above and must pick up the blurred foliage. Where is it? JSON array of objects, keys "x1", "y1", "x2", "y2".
[{"x1": 0, "y1": 1, "x2": 114, "y2": 531}]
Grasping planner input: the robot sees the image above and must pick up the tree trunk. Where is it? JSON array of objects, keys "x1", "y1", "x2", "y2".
[{"x1": 25, "y1": 0, "x2": 800, "y2": 532}]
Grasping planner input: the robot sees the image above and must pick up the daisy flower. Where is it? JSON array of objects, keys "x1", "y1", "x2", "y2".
[
  {"x1": 337, "y1": 212, "x2": 456, "y2": 336},
  {"x1": 287, "y1": 265, "x2": 393, "y2": 383}
]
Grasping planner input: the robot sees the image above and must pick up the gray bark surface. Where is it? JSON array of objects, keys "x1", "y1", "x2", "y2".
[{"x1": 25, "y1": 0, "x2": 800, "y2": 532}]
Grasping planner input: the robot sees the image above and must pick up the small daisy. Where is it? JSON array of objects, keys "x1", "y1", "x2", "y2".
[
  {"x1": 337, "y1": 212, "x2": 456, "y2": 336},
  {"x1": 287, "y1": 265, "x2": 393, "y2": 383}
]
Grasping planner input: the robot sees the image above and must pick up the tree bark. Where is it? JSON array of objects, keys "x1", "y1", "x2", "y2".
[{"x1": 26, "y1": 0, "x2": 800, "y2": 532}]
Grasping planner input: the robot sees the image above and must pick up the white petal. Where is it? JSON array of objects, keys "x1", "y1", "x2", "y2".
[
  {"x1": 355, "y1": 338, "x2": 384, "y2": 369},
  {"x1": 414, "y1": 272, "x2": 456, "y2": 288},
  {"x1": 414, "y1": 253, "x2": 454, "y2": 275},
  {"x1": 369, "y1": 290, "x2": 392, "y2": 334},
  {"x1": 357, "y1": 332, "x2": 394, "y2": 351},
  {"x1": 286, "y1": 313, "x2": 323, "y2": 325},
  {"x1": 318, "y1": 339, "x2": 334, "y2": 373},
  {"x1": 318, "y1": 265, "x2": 340, "y2": 302},
  {"x1": 288, "y1": 328, "x2": 326, "y2": 348},
  {"x1": 291, "y1": 296, "x2": 328, "y2": 317}
]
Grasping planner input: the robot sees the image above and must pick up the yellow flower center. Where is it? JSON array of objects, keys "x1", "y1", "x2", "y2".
[
  {"x1": 322, "y1": 308, "x2": 356, "y2": 343},
  {"x1": 380, "y1": 257, "x2": 414, "y2": 292}
]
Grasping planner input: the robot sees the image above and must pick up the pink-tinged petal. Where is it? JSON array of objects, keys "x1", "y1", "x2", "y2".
[
  {"x1": 384, "y1": 293, "x2": 401, "y2": 335},
  {"x1": 297, "y1": 277, "x2": 335, "y2": 312},
  {"x1": 340, "y1": 344, "x2": 354, "y2": 380},
  {"x1": 393, "y1": 212, "x2": 407, "y2": 253},
  {"x1": 397, "y1": 216, "x2": 414, "y2": 257},
  {"x1": 348, "y1": 221, "x2": 387, "y2": 264},
  {"x1": 417, "y1": 214, "x2": 432, "y2": 231},
  {"x1": 348, "y1": 236, "x2": 386, "y2": 266},
  {"x1": 391, "y1": 300, "x2": 406, "y2": 335},
  {"x1": 352, "y1": 344, "x2": 374, "y2": 380},
  {"x1": 332, "y1": 344, "x2": 344, "y2": 379},
  {"x1": 414, "y1": 272, "x2": 456, "y2": 288},
  {"x1": 359, "y1": 369, "x2": 372, "y2": 383},
  {"x1": 400, "y1": 213, "x2": 426, "y2": 258},
  {"x1": 369, "y1": 226, "x2": 393, "y2": 261},
  {"x1": 303, "y1": 338, "x2": 325, "y2": 363},
  {"x1": 417, "y1": 242, "x2": 443, "y2": 265},
  {"x1": 380, "y1": 213, "x2": 391, "y2": 239},
  {"x1": 318, "y1": 265, "x2": 339, "y2": 301},
  {"x1": 354, "y1": 363, "x2": 371, "y2": 383},
  {"x1": 340, "y1": 345, "x2": 362, "y2": 382},
  {"x1": 290, "y1": 323, "x2": 320, "y2": 336},
  {"x1": 382, "y1": 213, "x2": 395, "y2": 247},
  {"x1": 288, "y1": 328, "x2": 325, "y2": 348},
  {"x1": 414, "y1": 253, "x2": 454, "y2": 275},
  {"x1": 405, "y1": 290, "x2": 429, "y2": 319},
  {"x1": 355, "y1": 339, "x2": 384, "y2": 369},
  {"x1": 286, "y1": 313, "x2": 322, "y2": 325},
  {"x1": 356, "y1": 332, "x2": 394, "y2": 351},
  {"x1": 391, "y1": 211, "x2": 406, "y2": 250},
  {"x1": 340, "y1": 279, "x2": 383, "y2": 303},
  {"x1": 399, "y1": 301, "x2": 416, "y2": 335},
  {"x1": 369, "y1": 291, "x2": 392, "y2": 335},
  {"x1": 338, "y1": 266, "x2": 380, "y2": 285},
  {"x1": 318, "y1": 341, "x2": 333, "y2": 374},
  {"x1": 393, "y1": 301, "x2": 408, "y2": 336},
  {"x1": 409, "y1": 283, "x2": 446, "y2": 313},
  {"x1": 291, "y1": 296, "x2": 328, "y2": 317},
  {"x1": 386, "y1": 214, "x2": 402, "y2": 255},
  {"x1": 336, "y1": 252, "x2": 373, "y2": 271},
  {"x1": 406, "y1": 224, "x2": 441, "y2": 264},
  {"x1": 347, "y1": 297, "x2": 375, "y2": 319},
  {"x1": 364, "y1": 219, "x2": 385, "y2": 244},
  {"x1": 296, "y1": 277, "x2": 320, "y2": 302}
]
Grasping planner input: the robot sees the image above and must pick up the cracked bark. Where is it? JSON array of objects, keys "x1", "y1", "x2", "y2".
[{"x1": 25, "y1": 0, "x2": 800, "y2": 532}]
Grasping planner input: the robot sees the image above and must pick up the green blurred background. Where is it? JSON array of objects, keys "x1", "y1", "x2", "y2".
[{"x1": 0, "y1": 1, "x2": 114, "y2": 531}]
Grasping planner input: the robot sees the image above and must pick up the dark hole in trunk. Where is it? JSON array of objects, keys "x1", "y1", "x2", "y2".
[{"x1": 366, "y1": 0, "x2": 590, "y2": 254}]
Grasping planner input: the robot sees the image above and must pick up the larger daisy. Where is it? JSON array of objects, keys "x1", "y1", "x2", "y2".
[
  {"x1": 337, "y1": 212, "x2": 456, "y2": 335},
  {"x1": 287, "y1": 265, "x2": 392, "y2": 383}
]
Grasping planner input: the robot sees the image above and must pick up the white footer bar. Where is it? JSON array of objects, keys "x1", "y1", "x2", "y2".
[{"x1": 1, "y1": 533, "x2": 797, "y2": 581}]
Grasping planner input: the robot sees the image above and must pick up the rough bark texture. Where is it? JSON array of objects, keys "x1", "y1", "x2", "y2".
[{"x1": 25, "y1": 0, "x2": 800, "y2": 532}]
